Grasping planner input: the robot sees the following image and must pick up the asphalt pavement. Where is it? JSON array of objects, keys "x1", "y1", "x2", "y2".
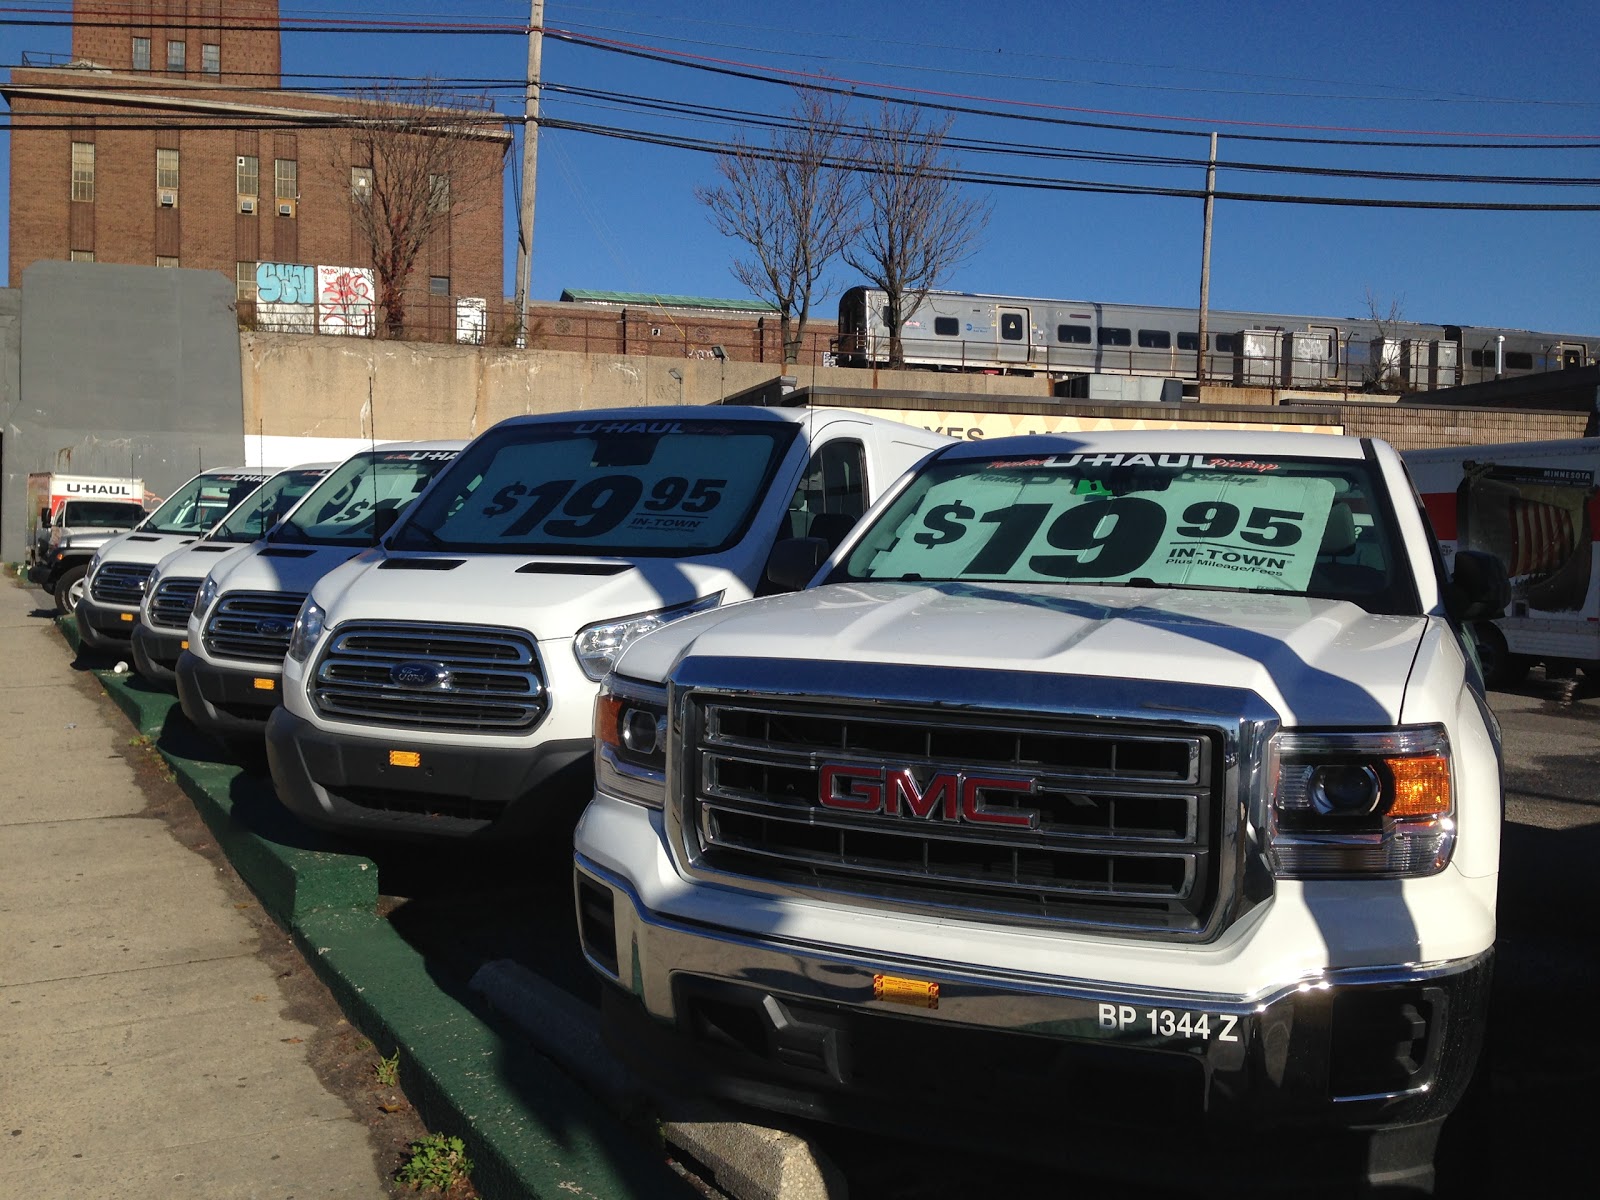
[{"x1": 0, "y1": 575, "x2": 394, "y2": 1198}]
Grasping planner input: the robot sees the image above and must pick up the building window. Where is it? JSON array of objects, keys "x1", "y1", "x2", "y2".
[
  {"x1": 429, "y1": 276, "x2": 450, "y2": 297},
  {"x1": 156, "y1": 148, "x2": 180, "y2": 192},
  {"x1": 156, "y1": 256, "x2": 178, "y2": 268},
  {"x1": 201, "y1": 43, "x2": 220, "y2": 75},
  {"x1": 237, "y1": 262, "x2": 257, "y2": 301},
  {"x1": 166, "y1": 39, "x2": 186, "y2": 72},
  {"x1": 274, "y1": 158, "x2": 298, "y2": 200},
  {"x1": 428, "y1": 173, "x2": 450, "y2": 212},
  {"x1": 131, "y1": 37, "x2": 150, "y2": 70},
  {"x1": 71, "y1": 141, "x2": 95, "y2": 202},
  {"x1": 351, "y1": 165, "x2": 373, "y2": 202},
  {"x1": 236, "y1": 155, "x2": 259, "y2": 197},
  {"x1": 70, "y1": 250, "x2": 95, "y2": 262}
]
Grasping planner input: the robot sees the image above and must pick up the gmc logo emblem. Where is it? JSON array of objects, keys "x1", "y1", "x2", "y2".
[{"x1": 818, "y1": 764, "x2": 1039, "y2": 829}]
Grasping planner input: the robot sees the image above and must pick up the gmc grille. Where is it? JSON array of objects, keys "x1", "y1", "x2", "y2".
[
  {"x1": 90, "y1": 562, "x2": 154, "y2": 607},
  {"x1": 687, "y1": 697, "x2": 1223, "y2": 935},
  {"x1": 203, "y1": 591, "x2": 306, "y2": 662},
  {"x1": 310, "y1": 622, "x2": 546, "y2": 733},
  {"x1": 147, "y1": 578, "x2": 202, "y2": 629}
]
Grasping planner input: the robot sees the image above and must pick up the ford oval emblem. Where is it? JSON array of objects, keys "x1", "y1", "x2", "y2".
[
  {"x1": 258, "y1": 617, "x2": 292, "y2": 637},
  {"x1": 391, "y1": 660, "x2": 450, "y2": 690}
]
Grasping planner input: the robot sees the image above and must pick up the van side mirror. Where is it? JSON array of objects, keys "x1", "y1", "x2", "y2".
[
  {"x1": 1447, "y1": 549, "x2": 1510, "y2": 622},
  {"x1": 765, "y1": 537, "x2": 830, "y2": 592},
  {"x1": 372, "y1": 507, "x2": 402, "y2": 543}
]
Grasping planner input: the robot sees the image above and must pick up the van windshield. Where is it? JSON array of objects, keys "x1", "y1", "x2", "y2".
[
  {"x1": 390, "y1": 418, "x2": 800, "y2": 556},
  {"x1": 142, "y1": 472, "x2": 273, "y2": 535},
  {"x1": 62, "y1": 501, "x2": 145, "y2": 528},
  {"x1": 836, "y1": 449, "x2": 1420, "y2": 615},
  {"x1": 269, "y1": 449, "x2": 459, "y2": 547},
  {"x1": 209, "y1": 468, "x2": 332, "y2": 543}
]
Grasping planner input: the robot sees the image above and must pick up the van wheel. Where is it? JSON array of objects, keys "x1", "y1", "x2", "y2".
[
  {"x1": 53, "y1": 564, "x2": 87, "y2": 613},
  {"x1": 1472, "y1": 622, "x2": 1529, "y2": 688}
]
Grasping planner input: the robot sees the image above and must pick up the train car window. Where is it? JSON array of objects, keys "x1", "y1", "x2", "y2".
[
  {"x1": 1215, "y1": 333, "x2": 1236, "y2": 353},
  {"x1": 1000, "y1": 313, "x2": 1025, "y2": 341},
  {"x1": 934, "y1": 317, "x2": 960, "y2": 337},
  {"x1": 1506, "y1": 351, "x2": 1533, "y2": 371},
  {"x1": 1178, "y1": 332, "x2": 1199, "y2": 351},
  {"x1": 1098, "y1": 327, "x2": 1132, "y2": 347},
  {"x1": 1056, "y1": 324, "x2": 1091, "y2": 344},
  {"x1": 1470, "y1": 350, "x2": 1486, "y2": 367},
  {"x1": 1138, "y1": 330, "x2": 1171, "y2": 349}
]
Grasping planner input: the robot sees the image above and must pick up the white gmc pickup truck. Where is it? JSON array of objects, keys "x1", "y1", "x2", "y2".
[{"x1": 574, "y1": 429, "x2": 1507, "y2": 1193}]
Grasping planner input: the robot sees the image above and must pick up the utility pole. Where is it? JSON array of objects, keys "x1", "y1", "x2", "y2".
[
  {"x1": 1196, "y1": 132, "x2": 1217, "y2": 390},
  {"x1": 513, "y1": 0, "x2": 545, "y2": 346}
]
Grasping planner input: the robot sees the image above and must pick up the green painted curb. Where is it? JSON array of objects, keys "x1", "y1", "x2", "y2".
[
  {"x1": 298, "y1": 909, "x2": 684, "y2": 1200},
  {"x1": 53, "y1": 614, "x2": 689, "y2": 1199}
]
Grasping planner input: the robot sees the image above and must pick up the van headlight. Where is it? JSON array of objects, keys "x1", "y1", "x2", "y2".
[
  {"x1": 1269, "y1": 725, "x2": 1454, "y2": 878},
  {"x1": 85, "y1": 546, "x2": 107, "y2": 584},
  {"x1": 193, "y1": 574, "x2": 221, "y2": 619},
  {"x1": 594, "y1": 677, "x2": 668, "y2": 809},
  {"x1": 285, "y1": 598, "x2": 328, "y2": 664},
  {"x1": 572, "y1": 592, "x2": 724, "y2": 682}
]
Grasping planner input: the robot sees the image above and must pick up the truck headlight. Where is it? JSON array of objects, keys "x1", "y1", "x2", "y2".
[
  {"x1": 1269, "y1": 725, "x2": 1454, "y2": 878},
  {"x1": 285, "y1": 598, "x2": 327, "y2": 664},
  {"x1": 193, "y1": 574, "x2": 220, "y2": 619},
  {"x1": 594, "y1": 677, "x2": 668, "y2": 809},
  {"x1": 573, "y1": 592, "x2": 724, "y2": 682}
]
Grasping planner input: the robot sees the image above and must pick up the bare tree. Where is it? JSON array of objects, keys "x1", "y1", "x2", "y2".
[
  {"x1": 843, "y1": 102, "x2": 991, "y2": 369},
  {"x1": 1363, "y1": 287, "x2": 1410, "y2": 393},
  {"x1": 336, "y1": 81, "x2": 508, "y2": 338},
  {"x1": 696, "y1": 87, "x2": 861, "y2": 366}
]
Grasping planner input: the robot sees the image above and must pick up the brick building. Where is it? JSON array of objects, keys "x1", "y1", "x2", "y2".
[{"x1": 3, "y1": 0, "x2": 508, "y2": 337}]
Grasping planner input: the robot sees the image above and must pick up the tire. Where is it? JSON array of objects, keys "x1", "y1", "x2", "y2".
[
  {"x1": 1471, "y1": 622, "x2": 1529, "y2": 688},
  {"x1": 52, "y1": 564, "x2": 87, "y2": 614}
]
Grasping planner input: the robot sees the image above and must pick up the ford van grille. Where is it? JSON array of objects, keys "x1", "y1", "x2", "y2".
[
  {"x1": 147, "y1": 578, "x2": 203, "y2": 629},
  {"x1": 686, "y1": 698, "x2": 1223, "y2": 934},
  {"x1": 203, "y1": 591, "x2": 307, "y2": 662},
  {"x1": 90, "y1": 562, "x2": 154, "y2": 607},
  {"x1": 310, "y1": 622, "x2": 546, "y2": 733}
]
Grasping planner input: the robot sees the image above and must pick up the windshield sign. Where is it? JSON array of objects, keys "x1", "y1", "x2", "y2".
[
  {"x1": 271, "y1": 450, "x2": 458, "y2": 546},
  {"x1": 393, "y1": 419, "x2": 799, "y2": 555},
  {"x1": 211, "y1": 468, "x2": 331, "y2": 543},
  {"x1": 841, "y1": 451, "x2": 1411, "y2": 609},
  {"x1": 143, "y1": 473, "x2": 272, "y2": 535}
]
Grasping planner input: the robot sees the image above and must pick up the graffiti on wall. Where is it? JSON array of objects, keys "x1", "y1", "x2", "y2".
[
  {"x1": 317, "y1": 266, "x2": 376, "y2": 337},
  {"x1": 256, "y1": 262, "x2": 316, "y2": 333},
  {"x1": 456, "y1": 297, "x2": 487, "y2": 346}
]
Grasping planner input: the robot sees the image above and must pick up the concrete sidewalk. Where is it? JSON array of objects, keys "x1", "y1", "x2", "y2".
[{"x1": 0, "y1": 578, "x2": 392, "y2": 1199}]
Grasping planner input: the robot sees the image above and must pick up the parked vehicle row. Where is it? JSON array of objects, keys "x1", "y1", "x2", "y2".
[{"x1": 65, "y1": 411, "x2": 1509, "y2": 1194}]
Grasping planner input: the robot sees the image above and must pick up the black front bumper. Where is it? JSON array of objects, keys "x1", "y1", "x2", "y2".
[
  {"x1": 264, "y1": 705, "x2": 591, "y2": 841},
  {"x1": 131, "y1": 623, "x2": 186, "y2": 685},
  {"x1": 75, "y1": 595, "x2": 136, "y2": 650},
  {"x1": 175, "y1": 649, "x2": 283, "y2": 738}
]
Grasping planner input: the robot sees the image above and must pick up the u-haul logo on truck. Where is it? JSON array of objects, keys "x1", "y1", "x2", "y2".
[{"x1": 64, "y1": 481, "x2": 139, "y2": 497}]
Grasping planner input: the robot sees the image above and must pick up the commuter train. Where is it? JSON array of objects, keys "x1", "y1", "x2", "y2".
[{"x1": 835, "y1": 285, "x2": 1596, "y2": 393}]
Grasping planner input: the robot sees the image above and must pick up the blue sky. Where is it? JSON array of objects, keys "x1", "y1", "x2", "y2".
[{"x1": 4, "y1": 0, "x2": 1599, "y2": 334}]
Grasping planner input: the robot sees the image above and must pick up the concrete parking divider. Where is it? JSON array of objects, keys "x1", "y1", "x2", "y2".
[{"x1": 53, "y1": 612, "x2": 693, "y2": 1200}]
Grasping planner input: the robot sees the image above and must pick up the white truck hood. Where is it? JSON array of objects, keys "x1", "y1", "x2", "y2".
[
  {"x1": 97, "y1": 531, "x2": 201, "y2": 566},
  {"x1": 154, "y1": 540, "x2": 252, "y2": 580},
  {"x1": 315, "y1": 553, "x2": 742, "y2": 641},
  {"x1": 617, "y1": 581, "x2": 1431, "y2": 727},
  {"x1": 207, "y1": 543, "x2": 369, "y2": 596}
]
